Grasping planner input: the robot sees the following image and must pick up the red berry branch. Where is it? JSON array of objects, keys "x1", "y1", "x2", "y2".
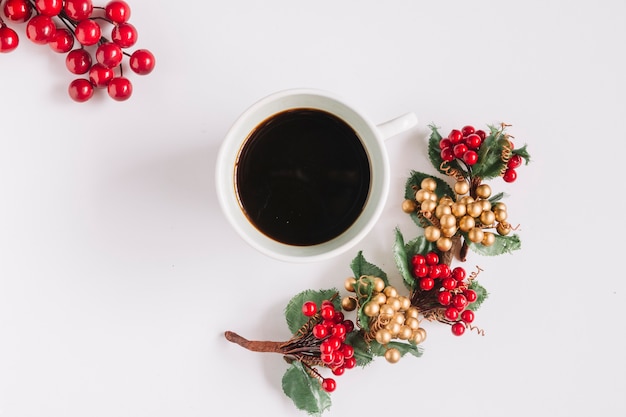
[{"x1": 0, "y1": 0, "x2": 155, "y2": 102}]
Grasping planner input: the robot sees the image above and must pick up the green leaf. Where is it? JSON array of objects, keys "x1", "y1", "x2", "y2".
[
  {"x1": 368, "y1": 339, "x2": 423, "y2": 359},
  {"x1": 427, "y1": 124, "x2": 444, "y2": 172},
  {"x1": 393, "y1": 228, "x2": 413, "y2": 291},
  {"x1": 346, "y1": 331, "x2": 374, "y2": 367},
  {"x1": 513, "y1": 144, "x2": 531, "y2": 164},
  {"x1": 350, "y1": 251, "x2": 388, "y2": 285},
  {"x1": 467, "y1": 234, "x2": 521, "y2": 256},
  {"x1": 471, "y1": 127, "x2": 509, "y2": 179},
  {"x1": 467, "y1": 281, "x2": 489, "y2": 311},
  {"x1": 282, "y1": 361, "x2": 331, "y2": 416},
  {"x1": 285, "y1": 289, "x2": 340, "y2": 335},
  {"x1": 488, "y1": 192, "x2": 508, "y2": 205}
]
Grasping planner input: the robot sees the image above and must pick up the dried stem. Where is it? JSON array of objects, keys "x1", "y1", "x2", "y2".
[{"x1": 224, "y1": 331, "x2": 285, "y2": 353}]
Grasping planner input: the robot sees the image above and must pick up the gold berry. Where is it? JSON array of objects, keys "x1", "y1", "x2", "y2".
[
  {"x1": 468, "y1": 227, "x2": 485, "y2": 243},
  {"x1": 344, "y1": 277, "x2": 357, "y2": 292},
  {"x1": 424, "y1": 225, "x2": 441, "y2": 242},
  {"x1": 384, "y1": 347, "x2": 401, "y2": 364},
  {"x1": 341, "y1": 296, "x2": 357, "y2": 311},
  {"x1": 476, "y1": 183, "x2": 492, "y2": 199},
  {"x1": 421, "y1": 177, "x2": 437, "y2": 192},
  {"x1": 454, "y1": 180, "x2": 470, "y2": 195},
  {"x1": 482, "y1": 231, "x2": 496, "y2": 246},
  {"x1": 437, "y1": 236, "x2": 453, "y2": 251},
  {"x1": 402, "y1": 199, "x2": 417, "y2": 213}
]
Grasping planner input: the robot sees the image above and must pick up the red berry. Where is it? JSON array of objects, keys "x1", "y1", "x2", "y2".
[
  {"x1": 111, "y1": 22, "x2": 137, "y2": 48},
  {"x1": 66, "y1": 49, "x2": 92, "y2": 74},
  {"x1": 442, "y1": 277, "x2": 456, "y2": 290},
  {"x1": 461, "y1": 125, "x2": 475, "y2": 136},
  {"x1": 312, "y1": 324, "x2": 327, "y2": 339},
  {"x1": 440, "y1": 147, "x2": 454, "y2": 162},
  {"x1": 437, "y1": 291, "x2": 452, "y2": 306},
  {"x1": 0, "y1": 26, "x2": 19, "y2": 53},
  {"x1": 419, "y1": 277, "x2": 435, "y2": 291},
  {"x1": 320, "y1": 305, "x2": 335, "y2": 320},
  {"x1": 75, "y1": 19, "x2": 101, "y2": 46},
  {"x1": 428, "y1": 265, "x2": 441, "y2": 279},
  {"x1": 302, "y1": 301, "x2": 317, "y2": 317},
  {"x1": 451, "y1": 267, "x2": 466, "y2": 281},
  {"x1": 331, "y1": 366, "x2": 345, "y2": 376},
  {"x1": 451, "y1": 322, "x2": 466, "y2": 336},
  {"x1": 107, "y1": 76, "x2": 133, "y2": 101},
  {"x1": 344, "y1": 357, "x2": 356, "y2": 369},
  {"x1": 452, "y1": 294, "x2": 468, "y2": 310},
  {"x1": 320, "y1": 352, "x2": 333, "y2": 364},
  {"x1": 448, "y1": 129, "x2": 463, "y2": 144},
  {"x1": 322, "y1": 378, "x2": 336, "y2": 393},
  {"x1": 475, "y1": 129, "x2": 487, "y2": 140},
  {"x1": 332, "y1": 311, "x2": 344, "y2": 324},
  {"x1": 129, "y1": 49, "x2": 156, "y2": 75},
  {"x1": 411, "y1": 254, "x2": 426, "y2": 266},
  {"x1": 465, "y1": 133, "x2": 482, "y2": 149},
  {"x1": 89, "y1": 63, "x2": 114, "y2": 88},
  {"x1": 439, "y1": 138, "x2": 452, "y2": 150},
  {"x1": 331, "y1": 351, "x2": 345, "y2": 367},
  {"x1": 464, "y1": 289, "x2": 477, "y2": 303},
  {"x1": 507, "y1": 154, "x2": 523, "y2": 169},
  {"x1": 341, "y1": 319, "x2": 354, "y2": 333},
  {"x1": 26, "y1": 15, "x2": 56, "y2": 44},
  {"x1": 96, "y1": 42, "x2": 123, "y2": 68},
  {"x1": 68, "y1": 78, "x2": 94, "y2": 102},
  {"x1": 461, "y1": 310, "x2": 475, "y2": 324},
  {"x1": 463, "y1": 150, "x2": 478, "y2": 166},
  {"x1": 105, "y1": 0, "x2": 131, "y2": 23},
  {"x1": 63, "y1": 0, "x2": 93, "y2": 21},
  {"x1": 453, "y1": 143, "x2": 468, "y2": 159},
  {"x1": 35, "y1": 0, "x2": 62, "y2": 16},
  {"x1": 413, "y1": 264, "x2": 428, "y2": 278},
  {"x1": 439, "y1": 264, "x2": 451, "y2": 278},
  {"x1": 340, "y1": 344, "x2": 354, "y2": 359},
  {"x1": 444, "y1": 306, "x2": 459, "y2": 321},
  {"x1": 503, "y1": 168, "x2": 517, "y2": 183},
  {"x1": 331, "y1": 324, "x2": 346, "y2": 338},
  {"x1": 3, "y1": 0, "x2": 32, "y2": 22},
  {"x1": 48, "y1": 28, "x2": 74, "y2": 53},
  {"x1": 425, "y1": 252, "x2": 439, "y2": 266},
  {"x1": 320, "y1": 340, "x2": 333, "y2": 355},
  {"x1": 326, "y1": 337, "x2": 342, "y2": 351}
]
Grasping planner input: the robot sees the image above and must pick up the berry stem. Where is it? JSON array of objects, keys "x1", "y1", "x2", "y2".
[{"x1": 224, "y1": 331, "x2": 285, "y2": 353}]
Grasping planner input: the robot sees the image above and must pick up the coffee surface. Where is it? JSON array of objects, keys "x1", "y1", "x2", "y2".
[{"x1": 235, "y1": 108, "x2": 371, "y2": 246}]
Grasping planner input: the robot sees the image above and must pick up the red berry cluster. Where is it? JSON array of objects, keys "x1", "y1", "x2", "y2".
[
  {"x1": 302, "y1": 300, "x2": 357, "y2": 393},
  {"x1": 439, "y1": 125, "x2": 486, "y2": 167},
  {"x1": 503, "y1": 152, "x2": 522, "y2": 183},
  {"x1": 0, "y1": 0, "x2": 154, "y2": 102},
  {"x1": 410, "y1": 251, "x2": 478, "y2": 336}
]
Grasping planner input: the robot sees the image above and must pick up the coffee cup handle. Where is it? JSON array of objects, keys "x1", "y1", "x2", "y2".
[{"x1": 376, "y1": 112, "x2": 419, "y2": 140}]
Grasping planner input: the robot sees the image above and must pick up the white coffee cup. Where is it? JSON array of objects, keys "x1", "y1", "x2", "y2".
[{"x1": 215, "y1": 88, "x2": 417, "y2": 262}]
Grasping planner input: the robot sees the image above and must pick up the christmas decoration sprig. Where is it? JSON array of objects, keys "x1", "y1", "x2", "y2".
[{"x1": 224, "y1": 122, "x2": 531, "y2": 416}]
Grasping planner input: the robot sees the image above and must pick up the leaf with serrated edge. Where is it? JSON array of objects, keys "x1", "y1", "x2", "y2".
[
  {"x1": 285, "y1": 289, "x2": 339, "y2": 336},
  {"x1": 282, "y1": 362, "x2": 331, "y2": 417},
  {"x1": 467, "y1": 281, "x2": 489, "y2": 311},
  {"x1": 346, "y1": 331, "x2": 374, "y2": 367},
  {"x1": 350, "y1": 251, "x2": 388, "y2": 285},
  {"x1": 467, "y1": 234, "x2": 521, "y2": 256}
]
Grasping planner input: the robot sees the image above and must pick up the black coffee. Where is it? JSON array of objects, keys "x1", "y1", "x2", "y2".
[{"x1": 235, "y1": 108, "x2": 371, "y2": 246}]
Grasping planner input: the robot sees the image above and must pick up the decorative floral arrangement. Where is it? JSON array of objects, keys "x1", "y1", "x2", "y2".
[
  {"x1": 0, "y1": 0, "x2": 154, "y2": 101},
  {"x1": 225, "y1": 123, "x2": 531, "y2": 416}
]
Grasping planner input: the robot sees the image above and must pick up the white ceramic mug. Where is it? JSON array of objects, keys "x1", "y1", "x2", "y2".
[{"x1": 215, "y1": 88, "x2": 417, "y2": 262}]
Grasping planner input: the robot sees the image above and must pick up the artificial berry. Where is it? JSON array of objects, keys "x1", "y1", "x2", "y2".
[
  {"x1": 461, "y1": 310, "x2": 475, "y2": 324},
  {"x1": 68, "y1": 78, "x2": 94, "y2": 102},
  {"x1": 320, "y1": 304, "x2": 335, "y2": 320},
  {"x1": 321, "y1": 378, "x2": 336, "y2": 393},
  {"x1": 111, "y1": 22, "x2": 137, "y2": 48},
  {"x1": 453, "y1": 143, "x2": 468, "y2": 159},
  {"x1": 445, "y1": 307, "x2": 459, "y2": 321},
  {"x1": 312, "y1": 324, "x2": 327, "y2": 339},
  {"x1": 105, "y1": 0, "x2": 131, "y2": 23},
  {"x1": 451, "y1": 267, "x2": 466, "y2": 281},
  {"x1": 0, "y1": 25, "x2": 19, "y2": 53},
  {"x1": 302, "y1": 301, "x2": 317, "y2": 317},
  {"x1": 96, "y1": 42, "x2": 123, "y2": 68},
  {"x1": 48, "y1": 28, "x2": 74, "y2": 53},
  {"x1": 452, "y1": 294, "x2": 468, "y2": 310},
  {"x1": 34, "y1": 0, "x2": 63, "y2": 16},
  {"x1": 331, "y1": 323, "x2": 346, "y2": 338},
  {"x1": 438, "y1": 291, "x2": 452, "y2": 306},
  {"x1": 448, "y1": 129, "x2": 463, "y2": 144},
  {"x1": 344, "y1": 357, "x2": 356, "y2": 369},
  {"x1": 129, "y1": 49, "x2": 155, "y2": 75},
  {"x1": 464, "y1": 289, "x2": 477, "y2": 303},
  {"x1": 451, "y1": 322, "x2": 466, "y2": 336},
  {"x1": 413, "y1": 264, "x2": 428, "y2": 278},
  {"x1": 425, "y1": 252, "x2": 439, "y2": 266},
  {"x1": 75, "y1": 19, "x2": 101, "y2": 46},
  {"x1": 475, "y1": 129, "x2": 487, "y2": 140},
  {"x1": 26, "y1": 15, "x2": 56, "y2": 44},
  {"x1": 503, "y1": 168, "x2": 517, "y2": 183},
  {"x1": 3, "y1": 0, "x2": 32, "y2": 22},
  {"x1": 411, "y1": 254, "x2": 426, "y2": 266},
  {"x1": 507, "y1": 154, "x2": 523, "y2": 169},
  {"x1": 441, "y1": 277, "x2": 456, "y2": 290},
  {"x1": 63, "y1": 0, "x2": 94, "y2": 21},
  {"x1": 331, "y1": 366, "x2": 345, "y2": 376},
  {"x1": 463, "y1": 150, "x2": 478, "y2": 166},
  {"x1": 440, "y1": 147, "x2": 454, "y2": 162},
  {"x1": 66, "y1": 48, "x2": 92, "y2": 74},
  {"x1": 420, "y1": 277, "x2": 435, "y2": 291},
  {"x1": 107, "y1": 76, "x2": 133, "y2": 100},
  {"x1": 461, "y1": 125, "x2": 475, "y2": 136},
  {"x1": 89, "y1": 63, "x2": 114, "y2": 88}
]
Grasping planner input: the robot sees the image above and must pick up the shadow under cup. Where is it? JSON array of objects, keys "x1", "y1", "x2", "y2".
[{"x1": 216, "y1": 89, "x2": 391, "y2": 262}]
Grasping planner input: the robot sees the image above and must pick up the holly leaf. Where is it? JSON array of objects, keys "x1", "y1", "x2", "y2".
[
  {"x1": 513, "y1": 144, "x2": 531, "y2": 164},
  {"x1": 467, "y1": 281, "x2": 489, "y2": 311},
  {"x1": 282, "y1": 361, "x2": 331, "y2": 417},
  {"x1": 285, "y1": 289, "x2": 339, "y2": 335},
  {"x1": 467, "y1": 234, "x2": 521, "y2": 256},
  {"x1": 346, "y1": 331, "x2": 374, "y2": 367},
  {"x1": 350, "y1": 251, "x2": 388, "y2": 285},
  {"x1": 393, "y1": 228, "x2": 413, "y2": 291},
  {"x1": 489, "y1": 192, "x2": 508, "y2": 205},
  {"x1": 471, "y1": 126, "x2": 510, "y2": 179}
]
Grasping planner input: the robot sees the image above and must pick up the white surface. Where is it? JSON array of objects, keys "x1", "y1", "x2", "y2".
[{"x1": 1, "y1": 1, "x2": 625, "y2": 416}]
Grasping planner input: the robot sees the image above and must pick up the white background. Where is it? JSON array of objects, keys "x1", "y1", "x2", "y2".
[{"x1": 1, "y1": 1, "x2": 625, "y2": 416}]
